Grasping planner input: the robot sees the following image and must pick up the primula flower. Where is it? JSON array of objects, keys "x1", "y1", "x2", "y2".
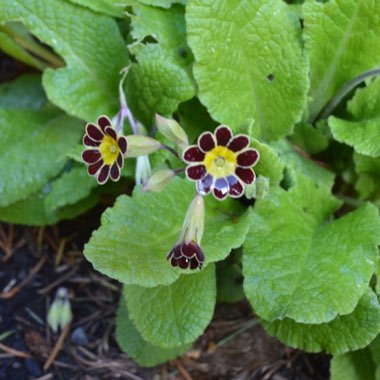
[
  {"x1": 182, "y1": 125, "x2": 259, "y2": 200},
  {"x1": 167, "y1": 194, "x2": 205, "y2": 270},
  {"x1": 82, "y1": 116, "x2": 127, "y2": 184}
]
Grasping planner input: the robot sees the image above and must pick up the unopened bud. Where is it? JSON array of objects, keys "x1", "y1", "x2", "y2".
[
  {"x1": 245, "y1": 175, "x2": 270, "y2": 199},
  {"x1": 155, "y1": 114, "x2": 189, "y2": 150},
  {"x1": 126, "y1": 135, "x2": 161, "y2": 157},
  {"x1": 143, "y1": 169, "x2": 176, "y2": 192},
  {"x1": 181, "y1": 194, "x2": 205, "y2": 245},
  {"x1": 47, "y1": 287, "x2": 72, "y2": 333},
  {"x1": 135, "y1": 155, "x2": 151, "y2": 185}
]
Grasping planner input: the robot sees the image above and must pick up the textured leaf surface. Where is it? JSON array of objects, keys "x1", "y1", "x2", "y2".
[
  {"x1": 0, "y1": 74, "x2": 47, "y2": 109},
  {"x1": 354, "y1": 153, "x2": 380, "y2": 202},
  {"x1": 68, "y1": 0, "x2": 125, "y2": 17},
  {"x1": 304, "y1": 0, "x2": 380, "y2": 120},
  {"x1": 243, "y1": 176, "x2": 380, "y2": 323},
  {"x1": 126, "y1": 1, "x2": 195, "y2": 125},
  {"x1": 263, "y1": 290, "x2": 380, "y2": 355},
  {"x1": 329, "y1": 77, "x2": 380, "y2": 157},
  {"x1": 116, "y1": 295, "x2": 190, "y2": 366},
  {"x1": 0, "y1": 0, "x2": 129, "y2": 121},
  {"x1": 84, "y1": 178, "x2": 253, "y2": 287},
  {"x1": 272, "y1": 140, "x2": 335, "y2": 189},
  {"x1": 124, "y1": 264, "x2": 216, "y2": 347},
  {"x1": 134, "y1": 0, "x2": 186, "y2": 8},
  {"x1": 0, "y1": 109, "x2": 83, "y2": 207},
  {"x1": 186, "y1": 0, "x2": 308, "y2": 140},
  {"x1": 331, "y1": 350, "x2": 376, "y2": 380}
]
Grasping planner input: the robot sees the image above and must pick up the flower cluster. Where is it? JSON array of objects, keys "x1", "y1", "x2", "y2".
[{"x1": 82, "y1": 109, "x2": 259, "y2": 271}]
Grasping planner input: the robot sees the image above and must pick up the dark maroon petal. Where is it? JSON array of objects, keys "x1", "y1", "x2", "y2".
[
  {"x1": 181, "y1": 242, "x2": 197, "y2": 259},
  {"x1": 97, "y1": 165, "x2": 110, "y2": 185},
  {"x1": 97, "y1": 115, "x2": 111, "y2": 131},
  {"x1": 82, "y1": 149, "x2": 101, "y2": 164},
  {"x1": 213, "y1": 187, "x2": 228, "y2": 200},
  {"x1": 118, "y1": 136, "x2": 127, "y2": 154},
  {"x1": 86, "y1": 124, "x2": 104, "y2": 141},
  {"x1": 186, "y1": 165, "x2": 206, "y2": 181},
  {"x1": 228, "y1": 135, "x2": 250, "y2": 152},
  {"x1": 170, "y1": 257, "x2": 178, "y2": 267},
  {"x1": 190, "y1": 258, "x2": 199, "y2": 270},
  {"x1": 110, "y1": 163, "x2": 121, "y2": 181},
  {"x1": 235, "y1": 167, "x2": 255, "y2": 184},
  {"x1": 105, "y1": 126, "x2": 117, "y2": 140},
  {"x1": 117, "y1": 153, "x2": 124, "y2": 169},
  {"x1": 177, "y1": 257, "x2": 190, "y2": 269},
  {"x1": 237, "y1": 149, "x2": 259, "y2": 167},
  {"x1": 83, "y1": 135, "x2": 99, "y2": 147},
  {"x1": 87, "y1": 160, "x2": 103, "y2": 176},
  {"x1": 215, "y1": 125, "x2": 233, "y2": 146},
  {"x1": 183, "y1": 146, "x2": 205, "y2": 163},
  {"x1": 228, "y1": 176, "x2": 244, "y2": 198},
  {"x1": 198, "y1": 131, "x2": 215, "y2": 152},
  {"x1": 197, "y1": 174, "x2": 213, "y2": 195},
  {"x1": 213, "y1": 177, "x2": 229, "y2": 200}
]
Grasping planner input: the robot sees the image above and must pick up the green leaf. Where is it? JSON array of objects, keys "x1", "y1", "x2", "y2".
[
  {"x1": 264, "y1": 289, "x2": 380, "y2": 355},
  {"x1": 331, "y1": 350, "x2": 376, "y2": 380},
  {"x1": 0, "y1": 74, "x2": 47, "y2": 110},
  {"x1": 0, "y1": 0, "x2": 129, "y2": 121},
  {"x1": 116, "y1": 292, "x2": 190, "y2": 366},
  {"x1": 124, "y1": 264, "x2": 216, "y2": 347},
  {"x1": 263, "y1": 290, "x2": 380, "y2": 355},
  {"x1": 84, "y1": 177, "x2": 253, "y2": 287},
  {"x1": 243, "y1": 176, "x2": 380, "y2": 323},
  {"x1": 186, "y1": 0, "x2": 309, "y2": 140},
  {"x1": 354, "y1": 153, "x2": 380, "y2": 202},
  {"x1": 290, "y1": 122, "x2": 330, "y2": 155},
  {"x1": 67, "y1": 0, "x2": 125, "y2": 17},
  {"x1": 125, "y1": 1, "x2": 195, "y2": 125},
  {"x1": 44, "y1": 164, "x2": 98, "y2": 212},
  {"x1": 132, "y1": 0, "x2": 186, "y2": 8},
  {"x1": 0, "y1": 109, "x2": 83, "y2": 207},
  {"x1": 272, "y1": 140, "x2": 335, "y2": 189},
  {"x1": 303, "y1": 0, "x2": 380, "y2": 120},
  {"x1": 329, "y1": 77, "x2": 380, "y2": 157}
]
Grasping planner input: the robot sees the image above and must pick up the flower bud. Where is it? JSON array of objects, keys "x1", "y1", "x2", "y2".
[
  {"x1": 143, "y1": 169, "x2": 175, "y2": 192},
  {"x1": 155, "y1": 114, "x2": 189, "y2": 150},
  {"x1": 135, "y1": 155, "x2": 151, "y2": 185},
  {"x1": 245, "y1": 175, "x2": 270, "y2": 199},
  {"x1": 126, "y1": 135, "x2": 162, "y2": 157},
  {"x1": 47, "y1": 287, "x2": 72, "y2": 333}
]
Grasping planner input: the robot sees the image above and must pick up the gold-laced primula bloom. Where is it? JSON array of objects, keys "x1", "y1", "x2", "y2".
[
  {"x1": 82, "y1": 116, "x2": 127, "y2": 184},
  {"x1": 183, "y1": 125, "x2": 259, "y2": 200}
]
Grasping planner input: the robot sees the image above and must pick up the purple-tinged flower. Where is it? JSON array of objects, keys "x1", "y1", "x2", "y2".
[
  {"x1": 167, "y1": 194, "x2": 205, "y2": 270},
  {"x1": 82, "y1": 115, "x2": 127, "y2": 185},
  {"x1": 182, "y1": 125, "x2": 260, "y2": 200}
]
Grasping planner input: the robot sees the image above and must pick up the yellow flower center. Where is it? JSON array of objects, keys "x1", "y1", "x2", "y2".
[
  {"x1": 99, "y1": 135, "x2": 120, "y2": 165},
  {"x1": 204, "y1": 146, "x2": 237, "y2": 178}
]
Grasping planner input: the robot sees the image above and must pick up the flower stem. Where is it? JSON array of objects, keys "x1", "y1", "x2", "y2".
[
  {"x1": 161, "y1": 144, "x2": 180, "y2": 160},
  {"x1": 311, "y1": 67, "x2": 380, "y2": 124}
]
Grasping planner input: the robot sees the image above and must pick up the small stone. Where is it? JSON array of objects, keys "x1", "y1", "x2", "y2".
[{"x1": 70, "y1": 327, "x2": 88, "y2": 346}]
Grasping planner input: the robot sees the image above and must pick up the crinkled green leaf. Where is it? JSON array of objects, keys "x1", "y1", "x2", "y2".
[
  {"x1": 133, "y1": 0, "x2": 186, "y2": 8},
  {"x1": 68, "y1": 0, "x2": 125, "y2": 17},
  {"x1": 329, "y1": 77, "x2": 380, "y2": 157},
  {"x1": 124, "y1": 264, "x2": 216, "y2": 348},
  {"x1": 290, "y1": 122, "x2": 330, "y2": 155},
  {"x1": 0, "y1": 74, "x2": 47, "y2": 110},
  {"x1": 116, "y1": 291, "x2": 190, "y2": 366},
  {"x1": 186, "y1": 0, "x2": 309, "y2": 140},
  {"x1": 0, "y1": 109, "x2": 83, "y2": 207},
  {"x1": 243, "y1": 176, "x2": 380, "y2": 323},
  {"x1": 354, "y1": 153, "x2": 380, "y2": 202},
  {"x1": 331, "y1": 349, "x2": 376, "y2": 380},
  {"x1": 263, "y1": 290, "x2": 380, "y2": 355},
  {"x1": 84, "y1": 177, "x2": 253, "y2": 287},
  {"x1": 304, "y1": 0, "x2": 380, "y2": 120},
  {"x1": 0, "y1": 185, "x2": 99, "y2": 225},
  {"x1": 125, "y1": 1, "x2": 195, "y2": 125},
  {"x1": 272, "y1": 140, "x2": 335, "y2": 189},
  {"x1": 44, "y1": 165, "x2": 97, "y2": 212},
  {"x1": 0, "y1": 0, "x2": 129, "y2": 121}
]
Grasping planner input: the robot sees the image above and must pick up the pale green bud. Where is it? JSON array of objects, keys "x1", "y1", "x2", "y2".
[
  {"x1": 155, "y1": 114, "x2": 189, "y2": 150},
  {"x1": 245, "y1": 175, "x2": 270, "y2": 199},
  {"x1": 135, "y1": 155, "x2": 152, "y2": 185},
  {"x1": 143, "y1": 169, "x2": 175, "y2": 193},
  {"x1": 47, "y1": 287, "x2": 72, "y2": 333},
  {"x1": 179, "y1": 194, "x2": 205, "y2": 245},
  {"x1": 126, "y1": 135, "x2": 162, "y2": 157}
]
